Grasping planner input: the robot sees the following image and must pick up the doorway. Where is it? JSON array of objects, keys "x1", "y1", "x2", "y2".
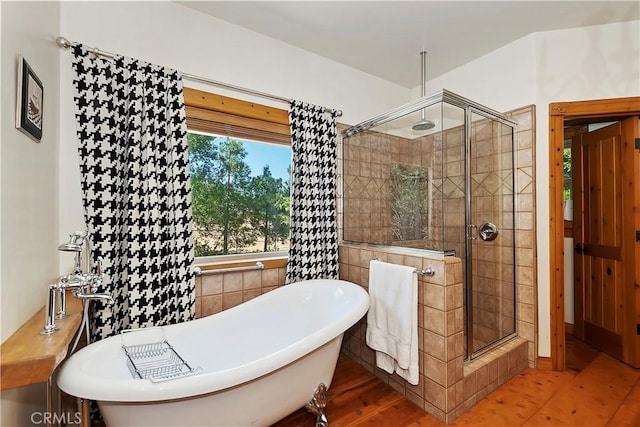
[{"x1": 549, "y1": 97, "x2": 640, "y2": 370}]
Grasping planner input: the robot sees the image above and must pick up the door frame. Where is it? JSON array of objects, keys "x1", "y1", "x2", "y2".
[{"x1": 549, "y1": 96, "x2": 640, "y2": 370}]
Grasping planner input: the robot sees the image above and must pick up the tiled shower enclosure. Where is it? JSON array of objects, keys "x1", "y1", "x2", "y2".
[{"x1": 338, "y1": 94, "x2": 537, "y2": 422}]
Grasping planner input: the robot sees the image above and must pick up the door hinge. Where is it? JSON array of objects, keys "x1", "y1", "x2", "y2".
[
  {"x1": 637, "y1": 323, "x2": 640, "y2": 336},
  {"x1": 637, "y1": 230, "x2": 640, "y2": 242},
  {"x1": 636, "y1": 138, "x2": 640, "y2": 150}
]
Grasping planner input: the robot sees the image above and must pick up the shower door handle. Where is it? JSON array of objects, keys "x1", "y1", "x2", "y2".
[{"x1": 467, "y1": 224, "x2": 478, "y2": 240}]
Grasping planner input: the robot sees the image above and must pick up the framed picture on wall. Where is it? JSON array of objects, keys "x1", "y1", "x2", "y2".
[{"x1": 16, "y1": 56, "x2": 43, "y2": 142}]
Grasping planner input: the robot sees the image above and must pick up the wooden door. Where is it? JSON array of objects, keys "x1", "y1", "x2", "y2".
[{"x1": 572, "y1": 118, "x2": 639, "y2": 367}]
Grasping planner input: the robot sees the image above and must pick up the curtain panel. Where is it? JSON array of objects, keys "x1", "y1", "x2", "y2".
[
  {"x1": 286, "y1": 100, "x2": 339, "y2": 283},
  {"x1": 71, "y1": 45, "x2": 195, "y2": 342}
]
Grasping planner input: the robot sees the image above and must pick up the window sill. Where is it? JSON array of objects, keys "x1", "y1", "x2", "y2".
[{"x1": 194, "y1": 252, "x2": 288, "y2": 271}]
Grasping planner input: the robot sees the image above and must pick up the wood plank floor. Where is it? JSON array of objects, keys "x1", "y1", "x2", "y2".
[{"x1": 274, "y1": 337, "x2": 639, "y2": 427}]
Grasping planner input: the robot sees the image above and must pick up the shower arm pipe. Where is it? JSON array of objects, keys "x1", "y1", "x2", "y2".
[
  {"x1": 55, "y1": 37, "x2": 342, "y2": 117},
  {"x1": 419, "y1": 51, "x2": 427, "y2": 121}
]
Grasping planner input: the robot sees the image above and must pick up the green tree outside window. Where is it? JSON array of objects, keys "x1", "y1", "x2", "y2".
[{"x1": 188, "y1": 133, "x2": 290, "y2": 256}]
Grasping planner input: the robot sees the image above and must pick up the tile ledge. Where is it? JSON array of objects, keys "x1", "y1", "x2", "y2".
[{"x1": 463, "y1": 336, "x2": 527, "y2": 376}]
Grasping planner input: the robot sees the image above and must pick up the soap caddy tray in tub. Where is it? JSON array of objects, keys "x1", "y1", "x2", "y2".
[{"x1": 121, "y1": 328, "x2": 202, "y2": 382}]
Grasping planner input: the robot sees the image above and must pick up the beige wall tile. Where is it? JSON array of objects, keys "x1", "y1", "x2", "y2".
[
  {"x1": 446, "y1": 284, "x2": 463, "y2": 310},
  {"x1": 243, "y1": 289, "x2": 261, "y2": 302},
  {"x1": 424, "y1": 306, "x2": 446, "y2": 335},
  {"x1": 445, "y1": 380, "x2": 464, "y2": 412},
  {"x1": 387, "y1": 253, "x2": 404, "y2": 266},
  {"x1": 424, "y1": 329, "x2": 446, "y2": 361},
  {"x1": 407, "y1": 390, "x2": 426, "y2": 410},
  {"x1": 423, "y1": 261, "x2": 445, "y2": 285},
  {"x1": 194, "y1": 297, "x2": 202, "y2": 318},
  {"x1": 518, "y1": 320, "x2": 535, "y2": 342},
  {"x1": 425, "y1": 354, "x2": 447, "y2": 387},
  {"x1": 517, "y1": 302, "x2": 536, "y2": 324},
  {"x1": 462, "y1": 371, "x2": 476, "y2": 401},
  {"x1": 518, "y1": 284, "x2": 535, "y2": 305},
  {"x1": 424, "y1": 283, "x2": 446, "y2": 310},
  {"x1": 517, "y1": 248, "x2": 535, "y2": 267},
  {"x1": 195, "y1": 277, "x2": 202, "y2": 297},
  {"x1": 243, "y1": 270, "x2": 261, "y2": 289},
  {"x1": 278, "y1": 267, "x2": 287, "y2": 284},
  {"x1": 201, "y1": 274, "x2": 223, "y2": 295},
  {"x1": 223, "y1": 272, "x2": 243, "y2": 292},
  {"x1": 261, "y1": 268, "x2": 280, "y2": 287},
  {"x1": 222, "y1": 292, "x2": 243, "y2": 310},
  {"x1": 425, "y1": 377, "x2": 447, "y2": 412},
  {"x1": 516, "y1": 266, "x2": 535, "y2": 286},
  {"x1": 475, "y1": 364, "x2": 488, "y2": 391},
  {"x1": 201, "y1": 295, "x2": 222, "y2": 316},
  {"x1": 446, "y1": 357, "x2": 463, "y2": 387}
]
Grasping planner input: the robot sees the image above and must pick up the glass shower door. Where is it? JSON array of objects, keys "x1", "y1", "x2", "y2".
[{"x1": 466, "y1": 109, "x2": 517, "y2": 358}]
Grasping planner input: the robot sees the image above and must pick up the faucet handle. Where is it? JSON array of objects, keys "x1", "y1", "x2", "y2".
[{"x1": 94, "y1": 257, "x2": 103, "y2": 276}]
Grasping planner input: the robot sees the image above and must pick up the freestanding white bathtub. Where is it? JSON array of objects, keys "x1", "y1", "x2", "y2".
[{"x1": 57, "y1": 279, "x2": 369, "y2": 427}]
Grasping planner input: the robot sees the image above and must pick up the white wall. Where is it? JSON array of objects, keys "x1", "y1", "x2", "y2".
[
  {"x1": 58, "y1": 1, "x2": 410, "y2": 270},
  {"x1": 414, "y1": 34, "x2": 538, "y2": 112},
  {"x1": 416, "y1": 20, "x2": 640, "y2": 357},
  {"x1": 0, "y1": 1, "x2": 61, "y2": 424}
]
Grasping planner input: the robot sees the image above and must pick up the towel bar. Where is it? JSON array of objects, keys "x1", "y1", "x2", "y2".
[
  {"x1": 370, "y1": 258, "x2": 435, "y2": 277},
  {"x1": 415, "y1": 267, "x2": 435, "y2": 276},
  {"x1": 193, "y1": 262, "x2": 264, "y2": 276}
]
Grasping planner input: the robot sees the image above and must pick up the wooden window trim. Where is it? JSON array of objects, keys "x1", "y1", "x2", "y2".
[{"x1": 184, "y1": 87, "x2": 291, "y2": 145}]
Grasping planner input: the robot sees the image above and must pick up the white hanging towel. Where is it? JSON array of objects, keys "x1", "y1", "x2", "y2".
[{"x1": 366, "y1": 259, "x2": 419, "y2": 385}]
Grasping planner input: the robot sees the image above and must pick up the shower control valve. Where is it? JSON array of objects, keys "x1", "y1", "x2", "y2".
[{"x1": 479, "y1": 222, "x2": 499, "y2": 241}]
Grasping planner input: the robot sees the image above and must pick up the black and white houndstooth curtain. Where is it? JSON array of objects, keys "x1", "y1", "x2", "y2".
[
  {"x1": 286, "y1": 100, "x2": 339, "y2": 283},
  {"x1": 71, "y1": 45, "x2": 195, "y2": 342}
]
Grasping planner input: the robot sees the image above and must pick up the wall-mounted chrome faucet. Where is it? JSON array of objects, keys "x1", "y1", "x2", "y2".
[{"x1": 41, "y1": 232, "x2": 113, "y2": 335}]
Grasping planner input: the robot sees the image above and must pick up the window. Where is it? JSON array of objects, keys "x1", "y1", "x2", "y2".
[
  {"x1": 563, "y1": 142, "x2": 571, "y2": 201},
  {"x1": 184, "y1": 88, "x2": 292, "y2": 258}
]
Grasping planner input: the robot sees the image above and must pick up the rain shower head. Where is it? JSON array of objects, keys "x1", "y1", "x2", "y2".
[
  {"x1": 412, "y1": 51, "x2": 435, "y2": 132},
  {"x1": 412, "y1": 118, "x2": 435, "y2": 131}
]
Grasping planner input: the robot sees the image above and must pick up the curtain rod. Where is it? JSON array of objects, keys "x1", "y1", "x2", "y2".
[{"x1": 55, "y1": 36, "x2": 343, "y2": 117}]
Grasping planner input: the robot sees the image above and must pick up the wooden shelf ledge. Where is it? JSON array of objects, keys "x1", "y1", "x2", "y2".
[{"x1": 1, "y1": 294, "x2": 83, "y2": 390}]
